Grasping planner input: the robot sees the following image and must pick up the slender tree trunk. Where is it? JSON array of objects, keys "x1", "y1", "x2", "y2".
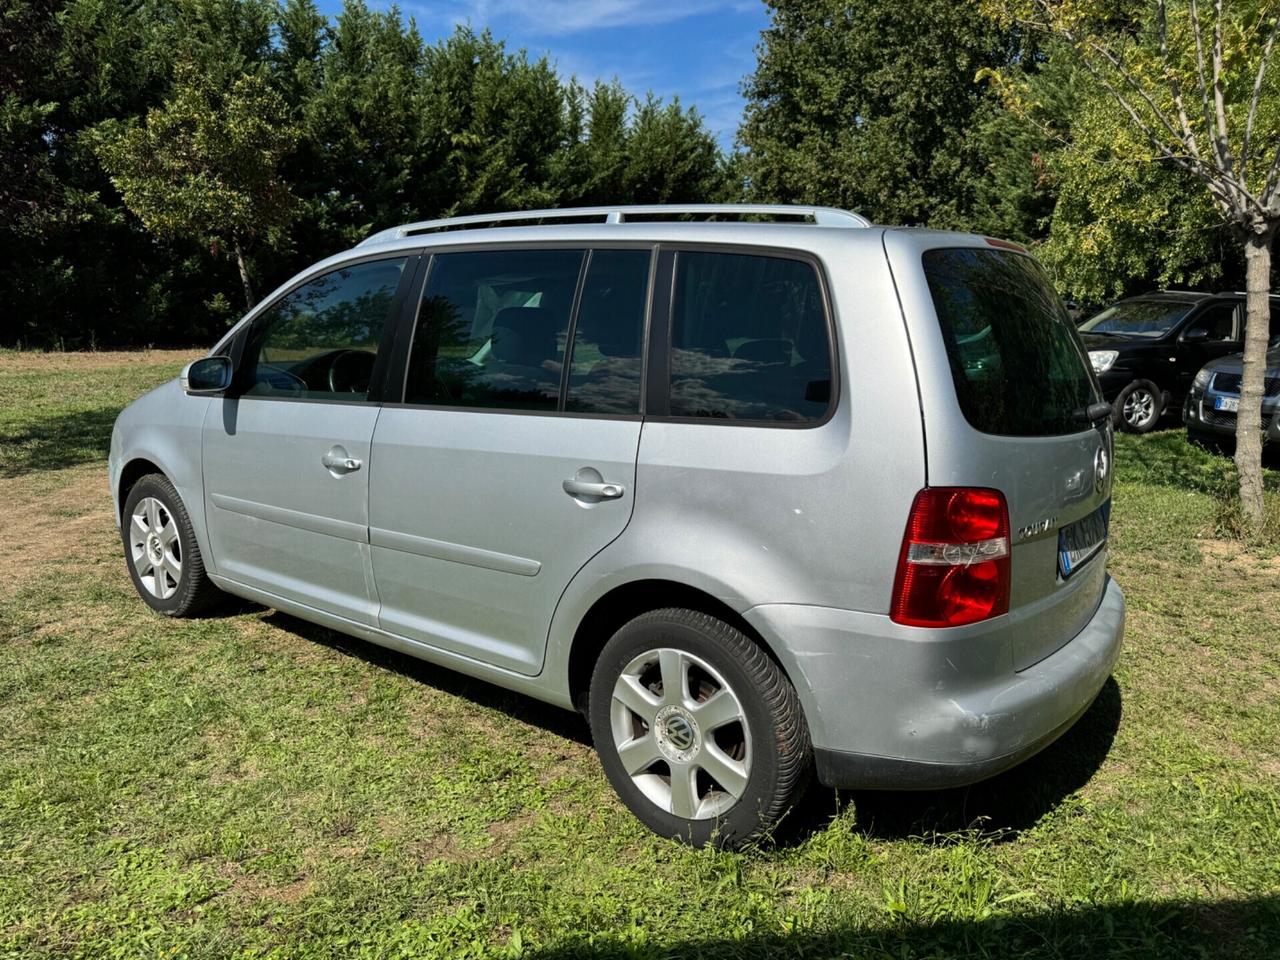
[
  {"x1": 233, "y1": 238, "x2": 256, "y2": 310},
  {"x1": 1234, "y1": 225, "x2": 1276, "y2": 535}
]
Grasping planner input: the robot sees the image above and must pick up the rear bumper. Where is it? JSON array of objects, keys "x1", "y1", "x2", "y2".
[{"x1": 745, "y1": 575, "x2": 1125, "y2": 790}]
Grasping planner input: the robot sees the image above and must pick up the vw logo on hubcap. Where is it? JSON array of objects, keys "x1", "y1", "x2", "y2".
[{"x1": 653, "y1": 704, "x2": 700, "y2": 763}]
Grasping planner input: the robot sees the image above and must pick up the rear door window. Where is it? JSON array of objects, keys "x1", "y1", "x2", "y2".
[
  {"x1": 923, "y1": 248, "x2": 1099, "y2": 436},
  {"x1": 667, "y1": 251, "x2": 832, "y2": 422},
  {"x1": 405, "y1": 249, "x2": 584, "y2": 411},
  {"x1": 565, "y1": 249, "x2": 650, "y2": 415}
]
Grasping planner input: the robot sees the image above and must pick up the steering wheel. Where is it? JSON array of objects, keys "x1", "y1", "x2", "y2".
[
  {"x1": 328, "y1": 349, "x2": 376, "y2": 393},
  {"x1": 254, "y1": 363, "x2": 308, "y2": 394}
]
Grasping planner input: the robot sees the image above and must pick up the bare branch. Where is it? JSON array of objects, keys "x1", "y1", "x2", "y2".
[
  {"x1": 1264, "y1": 143, "x2": 1280, "y2": 210},
  {"x1": 1243, "y1": 7, "x2": 1280, "y2": 184},
  {"x1": 1210, "y1": 1, "x2": 1237, "y2": 180},
  {"x1": 1189, "y1": 0, "x2": 1226, "y2": 175},
  {"x1": 1158, "y1": 0, "x2": 1206, "y2": 165}
]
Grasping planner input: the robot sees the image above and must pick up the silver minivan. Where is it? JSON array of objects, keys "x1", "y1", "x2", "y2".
[{"x1": 109, "y1": 204, "x2": 1125, "y2": 847}]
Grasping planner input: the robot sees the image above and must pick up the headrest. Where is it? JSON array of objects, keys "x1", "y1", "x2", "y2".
[{"x1": 490, "y1": 307, "x2": 560, "y2": 366}]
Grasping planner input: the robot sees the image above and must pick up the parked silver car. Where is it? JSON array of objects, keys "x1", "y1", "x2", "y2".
[
  {"x1": 109, "y1": 204, "x2": 1125, "y2": 847},
  {"x1": 1184, "y1": 346, "x2": 1280, "y2": 445}
]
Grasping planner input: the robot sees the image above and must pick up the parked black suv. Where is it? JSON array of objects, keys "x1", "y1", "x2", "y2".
[{"x1": 1080, "y1": 291, "x2": 1280, "y2": 432}]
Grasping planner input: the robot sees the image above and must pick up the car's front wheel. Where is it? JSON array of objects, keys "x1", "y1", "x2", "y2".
[
  {"x1": 588, "y1": 608, "x2": 812, "y2": 848},
  {"x1": 121, "y1": 473, "x2": 222, "y2": 617},
  {"x1": 1114, "y1": 379, "x2": 1164, "y2": 433}
]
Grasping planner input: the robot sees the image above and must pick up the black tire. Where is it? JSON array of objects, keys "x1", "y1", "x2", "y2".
[
  {"x1": 1113, "y1": 379, "x2": 1164, "y2": 433},
  {"x1": 588, "y1": 608, "x2": 812, "y2": 848},
  {"x1": 120, "y1": 473, "x2": 222, "y2": 617}
]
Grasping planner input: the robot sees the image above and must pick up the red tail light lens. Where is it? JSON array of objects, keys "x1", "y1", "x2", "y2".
[{"x1": 890, "y1": 488, "x2": 1011, "y2": 627}]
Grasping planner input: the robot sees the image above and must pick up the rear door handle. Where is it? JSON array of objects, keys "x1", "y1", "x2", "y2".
[
  {"x1": 562, "y1": 478, "x2": 625, "y2": 500},
  {"x1": 322, "y1": 452, "x2": 362, "y2": 473}
]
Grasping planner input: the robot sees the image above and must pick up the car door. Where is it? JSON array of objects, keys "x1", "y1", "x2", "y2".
[
  {"x1": 202, "y1": 255, "x2": 415, "y2": 625},
  {"x1": 368, "y1": 246, "x2": 651, "y2": 675},
  {"x1": 1175, "y1": 300, "x2": 1242, "y2": 392}
]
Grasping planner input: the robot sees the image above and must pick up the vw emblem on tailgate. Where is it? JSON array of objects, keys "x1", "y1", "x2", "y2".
[{"x1": 1094, "y1": 444, "x2": 1110, "y2": 494}]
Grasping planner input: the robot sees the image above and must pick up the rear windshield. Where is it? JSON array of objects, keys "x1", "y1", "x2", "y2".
[
  {"x1": 923, "y1": 248, "x2": 1099, "y2": 436},
  {"x1": 1079, "y1": 299, "x2": 1191, "y2": 338}
]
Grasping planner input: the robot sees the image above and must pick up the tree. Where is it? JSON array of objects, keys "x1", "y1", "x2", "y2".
[
  {"x1": 739, "y1": 0, "x2": 1017, "y2": 227},
  {"x1": 95, "y1": 60, "x2": 298, "y2": 308},
  {"x1": 984, "y1": 0, "x2": 1279, "y2": 533}
]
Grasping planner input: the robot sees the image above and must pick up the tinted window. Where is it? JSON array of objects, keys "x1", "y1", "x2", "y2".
[
  {"x1": 406, "y1": 249, "x2": 584, "y2": 410},
  {"x1": 566, "y1": 249, "x2": 650, "y2": 415},
  {"x1": 242, "y1": 258, "x2": 408, "y2": 400},
  {"x1": 668, "y1": 251, "x2": 831, "y2": 422},
  {"x1": 1079, "y1": 299, "x2": 1191, "y2": 338},
  {"x1": 923, "y1": 248, "x2": 1098, "y2": 436},
  {"x1": 1186, "y1": 302, "x2": 1238, "y2": 341}
]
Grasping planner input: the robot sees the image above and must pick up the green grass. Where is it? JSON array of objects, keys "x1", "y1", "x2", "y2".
[{"x1": 2, "y1": 351, "x2": 1279, "y2": 959}]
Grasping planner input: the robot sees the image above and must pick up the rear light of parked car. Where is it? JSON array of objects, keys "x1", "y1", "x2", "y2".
[{"x1": 890, "y1": 488, "x2": 1011, "y2": 627}]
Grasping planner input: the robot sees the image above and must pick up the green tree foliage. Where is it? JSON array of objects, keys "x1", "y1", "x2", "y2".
[
  {"x1": 96, "y1": 62, "x2": 299, "y2": 309},
  {"x1": 986, "y1": 0, "x2": 1280, "y2": 532},
  {"x1": 0, "y1": 0, "x2": 729, "y2": 348},
  {"x1": 739, "y1": 0, "x2": 1019, "y2": 229}
]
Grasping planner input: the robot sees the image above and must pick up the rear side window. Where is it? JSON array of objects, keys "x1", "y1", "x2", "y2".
[
  {"x1": 923, "y1": 248, "x2": 1098, "y2": 436},
  {"x1": 668, "y1": 251, "x2": 832, "y2": 422}
]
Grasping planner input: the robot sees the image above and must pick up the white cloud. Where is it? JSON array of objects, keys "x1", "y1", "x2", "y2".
[{"x1": 434, "y1": 0, "x2": 752, "y2": 36}]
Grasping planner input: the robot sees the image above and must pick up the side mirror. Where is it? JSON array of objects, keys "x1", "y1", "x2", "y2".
[
  {"x1": 180, "y1": 356, "x2": 233, "y2": 395},
  {"x1": 1182, "y1": 327, "x2": 1210, "y2": 343}
]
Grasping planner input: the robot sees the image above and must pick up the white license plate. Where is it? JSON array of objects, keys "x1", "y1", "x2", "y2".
[{"x1": 1215, "y1": 396, "x2": 1240, "y2": 412}]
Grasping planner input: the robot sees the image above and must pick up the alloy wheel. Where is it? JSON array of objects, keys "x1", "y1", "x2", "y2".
[
  {"x1": 1123, "y1": 387, "x2": 1156, "y2": 428},
  {"x1": 129, "y1": 496, "x2": 182, "y2": 600},
  {"x1": 609, "y1": 647, "x2": 752, "y2": 820}
]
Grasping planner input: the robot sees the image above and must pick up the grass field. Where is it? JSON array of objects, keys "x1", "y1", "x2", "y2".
[{"x1": 2, "y1": 349, "x2": 1279, "y2": 959}]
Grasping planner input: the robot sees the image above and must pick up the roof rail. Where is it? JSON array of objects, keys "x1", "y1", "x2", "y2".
[{"x1": 356, "y1": 204, "x2": 871, "y2": 247}]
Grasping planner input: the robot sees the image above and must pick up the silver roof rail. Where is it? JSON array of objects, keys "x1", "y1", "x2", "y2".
[{"x1": 357, "y1": 204, "x2": 871, "y2": 247}]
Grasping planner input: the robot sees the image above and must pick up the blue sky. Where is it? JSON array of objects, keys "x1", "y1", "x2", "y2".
[{"x1": 317, "y1": 1, "x2": 770, "y2": 149}]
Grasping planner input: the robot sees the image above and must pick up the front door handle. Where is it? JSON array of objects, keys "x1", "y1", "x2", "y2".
[
  {"x1": 322, "y1": 451, "x2": 362, "y2": 473},
  {"x1": 562, "y1": 478, "x2": 625, "y2": 500}
]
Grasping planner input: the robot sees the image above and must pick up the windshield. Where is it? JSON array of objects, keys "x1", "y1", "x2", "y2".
[
  {"x1": 1079, "y1": 299, "x2": 1191, "y2": 338},
  {"x1": 923, "y1": 247, "x2": 1100, "y2": 437}
]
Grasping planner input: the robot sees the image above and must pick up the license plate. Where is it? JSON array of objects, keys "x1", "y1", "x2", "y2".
[
  {"x1": 1059, "y1": 502, "x2": 1110, "y2": 579},
  {"x1": 1215, "y1": 396, "x2": 1240, "y2": 412}
]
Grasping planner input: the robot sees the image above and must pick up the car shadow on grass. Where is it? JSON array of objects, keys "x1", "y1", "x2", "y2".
[
  {"x1": 523, "y1": 894, "x2": 1277, "y2": 960},
  {"x1": 259, "y1": 606, "x2": 1122, "y2": 849},
  {"x1": 258, "y1": 609, "x2": 594, "y2": 747},
  {"x1": 785, "y1": 677, "x2": 1123, "y2": 846}
]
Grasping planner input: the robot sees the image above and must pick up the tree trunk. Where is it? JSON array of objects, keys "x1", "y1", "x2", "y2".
[
  {"x1": 233, "y1": 238, "x2": 256, "y2": 310},
  {"x1": 1234, "y1": 227, "x2": 1275, "y2": 535}
]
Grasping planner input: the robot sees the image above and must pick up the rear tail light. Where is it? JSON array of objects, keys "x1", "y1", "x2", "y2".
[{"x1": 890, "y1": 487, "x2": 1011, "y2": 627}]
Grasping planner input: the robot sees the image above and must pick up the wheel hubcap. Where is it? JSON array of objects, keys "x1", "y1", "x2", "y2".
[
  {"x1": 129, "y1": 496, "x2": 182, "y2": 600},
  {"x1": 610, "y1": 647, "x2": 751, "y2": 821},
  {"x1": 1124, "y1": 389, "x2": 1155, "y2": 426}
]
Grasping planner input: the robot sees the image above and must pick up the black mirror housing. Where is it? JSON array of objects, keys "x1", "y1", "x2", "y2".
[
  {"x1": 1182, "y1": 327, "x2": 1210, "y2": 342},
  {"x1": 181, "y1": 356, "x2": 233, "y2": 394}
]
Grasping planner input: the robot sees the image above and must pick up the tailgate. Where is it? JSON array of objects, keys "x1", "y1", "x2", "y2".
[{"x1": 884, "y1": 232, "x2": 1112, "y2": 669}]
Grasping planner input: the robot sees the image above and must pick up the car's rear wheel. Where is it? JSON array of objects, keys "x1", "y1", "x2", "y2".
[
  {"x1": 588, "y1": 608, "x2": 811, "y2": 848},
  {"x1": 1115, "y1": 379, "x2": 1163, "y2": 433},
  {"x1": 121, "y1": 473, "x2": 221, "y2": 617}
]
